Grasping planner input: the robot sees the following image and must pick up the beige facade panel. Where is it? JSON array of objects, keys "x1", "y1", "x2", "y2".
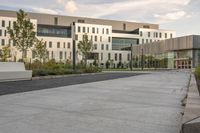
[
  {"x1": 0, "y1": 10, "x2": 159, "y2": 31},
  {"x1": 133, "y1": 35, "x2": 200, "y2": 55}
]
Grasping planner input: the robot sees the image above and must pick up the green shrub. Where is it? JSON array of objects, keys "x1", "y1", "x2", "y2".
[
  {"x1": 32, "y1": 69, "x2": 49, "y2": 77},
  {"x1": 195, "y1": 66, "x2": 200, "y2": 79},
  {"x1": 83, "y1": 67, "x2": 102, "y2": 73}
]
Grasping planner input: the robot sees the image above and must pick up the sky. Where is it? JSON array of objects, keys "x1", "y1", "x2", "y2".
[{"x1": 0, "y1": 0, "x2": 199, "y2": 37}]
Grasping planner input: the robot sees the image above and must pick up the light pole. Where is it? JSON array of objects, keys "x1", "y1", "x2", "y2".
[
  {"x1": 72, "y1": 22, "x2": 76, "y2": 71},
  {"x1": 141, "y1": 48, "x2": 144, "y2": 70},
  {"x1": 130, "y1": 44, "x2": 133, "y2": 71}
]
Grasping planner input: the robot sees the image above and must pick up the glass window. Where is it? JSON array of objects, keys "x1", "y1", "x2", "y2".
[
  {"x1": 65, "y1": 52, "x2": 67, "y2": 59},
  {"x1": 112, "y1": 37, "x2": 138, "y2": 50},
  {"x1": 83, "y1": 27, "x2": 85, "y2": 33},
  {"x1": 54, "y1": 17, "x2": 58, "y2": 25},
  {"x1": 115, "y1": 53, "x2": 117, "y2": 61},
  {"x1": 37, "y1": 25, "x2": 71, "y2": 38},
  {"x1": 106, "y1": 44, "x2": 109, "y2": 50},
  {"x1": 2, "y1": 20, "x2": 5, "y2": 27},
  {"x1": 108, "y1": 53, "x2": 111, "y2": 60},
  {"x1": 94, "y1": 44, "x2": 97, "y2": 50},
  {"x1": 57, "y1": 42, "x2": 60, "y2": 48},
  {"x1": 127, "y1": 54, "x2": 130, "y2": 61},
  {"x1": 4, "y1": 30, "x2": 6, "y2": 37},
  {"x1": 140, "y1": 31, "x2": 143, "y2": 37},
  {"x1": 148, "y1": 32, "x2": 151, "y2": 37},
  {"x1": 0, "y1": 30, "x2": 2, "y2": 36},
  {"x1": 92, "y1": 27, "x2": 95, "y2": 33},
  {"x1": 59, "y1": 51, "x2": 63, "y2": 59},
  {"x1": 106, "y1": 29, "x2": 109, "y2": 34},
  {"x1": 63, "y1": 42, "x2": 66, "y2": 48},
  {"x1": 119, "y1": 53, "x2": 122, "y2": 61},
  {"x1": 78, "y1": 26, "x2": 81, "y2": 32},
  {"x1": 87, "y1": 27, "x2": 89, "y2": 33},
  {"x1": 170, "y1": 33, "x2": 173, "y2": 38},
  {"x1": 101, "y1": 44, "x2": 104, "y2": 50},
  {"x1": 159, "y1": 33, "x2": 162, "y2": 38},
  {"x1": 1, "y1": 39, "x2": 5, "y2": 46},
  {"x1": 97, "y1": 28, "x2": 99, "y2": 34},
  {"x1": 49, "y1": 42, "x2": 52, "y2": 48},
  {"x1": 8, "y1": 21, "x2": 11, "y2": 28},
  {"x1": 108, "y1": 37, "x2": 111, "y2": 42},
  {"x1": 165, "y1": 33, "x2": 168, "y2": 38},
  {"x1": 101, "y1": 53, "x2": 103, "y2": 60},
  {"x1": 67, "y1": 42, "x2": 70, "y2": 49},
  {"x1": 100, "y1": 36, "x2": 102, "y2": 42},
  {"x1": 123, "y1": 23, "x2": 126, "y2": 30},
  {"x1": 51, "y1": 51, "x2": 54, "y2": 59},
  {"x1": 102, "y1": 28, "x2": 104, "y2": 34},
  {"x1": 95, "y1": 36, "x2": 97, "y2": 41}
]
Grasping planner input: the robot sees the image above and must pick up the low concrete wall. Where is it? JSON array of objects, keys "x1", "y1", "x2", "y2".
[
  {"x1": 0, "y1": 62, "x2": 32, "y2": 82},
  {"x1": 182, "y1": 74, "x2": 200, "y2": 133}
]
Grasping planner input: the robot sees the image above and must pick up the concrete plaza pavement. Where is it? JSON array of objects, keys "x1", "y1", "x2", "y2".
[{"x1": 0, "y1": 71, "x2": 191, "y2": 133}]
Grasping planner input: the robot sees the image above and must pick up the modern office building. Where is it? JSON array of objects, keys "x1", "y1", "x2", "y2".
[
  {"x1": 132, "y1": 35, "x2": 200, "y2": 69},
  {"x1": 0, "y1": 10, "x2": 176, "y2": 68}
]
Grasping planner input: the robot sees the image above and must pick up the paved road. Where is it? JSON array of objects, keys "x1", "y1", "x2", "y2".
[
  {"x1": 0, "y1": 71, "x2": 190, "y2": 133},
  {"x1": 0, "y1": 72, "x2": 140, "y2": 96}
]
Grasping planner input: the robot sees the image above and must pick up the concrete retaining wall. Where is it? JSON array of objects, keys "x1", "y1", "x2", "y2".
[
  {"x1": 0, "y1": 62, "x2": 32, "y2": 82},
  {"x1": 182, "y1": 74, "x2": 200, "y2": 133}
]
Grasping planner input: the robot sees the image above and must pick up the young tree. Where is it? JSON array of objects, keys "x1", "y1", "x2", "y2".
[
  {"x1": 0, "y1": 45, "x2": 11, "y2": 62},
  {"x1": 32, "y1": 39, "x2": 48, "y2": 63},
  {"x1": 78, "y1": 34, "x2": 93, "y2": 67},
  {"x1": 7, "y1": 9, "x2": 36, "y2": 60}
]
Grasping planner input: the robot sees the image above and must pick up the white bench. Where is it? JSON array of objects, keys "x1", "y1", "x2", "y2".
[{"x1": 0, "y1": 62, "x2": 32, "y2": 82}]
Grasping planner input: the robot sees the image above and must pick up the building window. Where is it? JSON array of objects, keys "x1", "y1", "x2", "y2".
[
  {"x1": 101, "y1": 44, "x2": 104, "y2": 50},
  {"x1": 87, "y1": 27, "x2": 89, "y2": 33},
  {"x1": 159, "y1": 33, "x2": 162, "y2": 38},
  {"x1": 77, "y1": 19, "x2": 85, "y2": 23},
  {"x1": 49, "y1": 42, "x2": 52, "y2": 48},
  {"x1": 123, "y1": 23, "x2": 126, "y2": 30},
  {"x1": 119, "y1": 54, "x2": 122, "y2": 61},
  {"x1": 0, "y1": 30, "x2": 2, "y2": 36},
  {"x1": 108, "y1": 37, "x2": 111, "y2": 42},
  {"x1": 51, "y1": 51, "x2": 54, "y2": 59},
  {"x1": 101, "y1": 53, "x2": 103, "y2": 60},
  {"x1": 82, "y1": 27, "x2": 86, "y2": 33},
  {"x1": 57, "y1": 42, "x2": 60, "y2": 48},
  {"x1": 146, "y1": 39, "x2": 148, "y2": 43},
  {"x1": 8, "y1": 39, "x2": 11, "y2": 46},
  {"x1": 95, "y1": 36, "x2": 97, "y2": 42},
  {"x1": 106, "y1": 44, "x2": 109, "y2": 50},
  {"x1": 102, "y1": 28, "x2": 104, "y2": 34},
  {"x1": 140, "y1": 31, "x2": 143, "y2": 37},
  {"x1": 92, "y1": 27, "x2": 95, "y2": 33},
  {"x1": 54, "y1": 17, "x2": 58, "y2": 25},
  {"x1": 4, "y1": 30, "x2": 6, "y2": 36},
  {"x1": 67, "y1": 42, "x2": 70, "y2": 49},
  {"x1": 8, "y1": 21, "x2": 11, "y2": 28},
  {"x1": 59, "y1": 51, "x2": 63, "y2": 60},
  {"x1": 142, "y1": 39, "x2": 144, "y2": 44},
  {"x1": 108, "y1": 53, "x2": 111, "y2": 60},
  {"x1": 97, "y1": 28, "x2": 99, "y2": 34},
  {"x1": 155, "y1": 32, "x2": 158, "y2": 38},
  {"x1": 47, "y1": 51, "x2": 49, "y2": 59},
  {"x1": 78, "y1": 26, "x2": 81, "y2": 32},
  {"x1": 148, "y1": 32, "x2": 151, "y2": 37},
  {"x1": 2, "y1": 20, "x2": 5, "y2": 27},
  {"x1": 150, "y1": 39, "x2": 152, "y2": 43},
  {"x1": 170, "y1": 33, "x2": 173, "y2": 38},
  {"x1": 44, "y1": 41, "x2": 47, "y2": 48},
  {"x1": 1, "y1": 39, "x2": 5, "y2": 46},
  {"x1": 165, "y1": 33, "x2": 168, "y2": 38},
  {"x1": 63, "y1": 42, "x2": 66, "y2": 48},
  {"x1": 115, "y1": 53, "x2": 117, "y2": 61},
  {"x1": 127, "y1": 54, "x2": 130, "y2": 61},
  {"x1": 65, "y1": 52, "x2": 67, "y2": 59},
  {"x1": 94, "y1": 44, "x2": 97, "y2": 50},
  {"x1": 100, "y1": 36, "x2": 102, "y2": 42},
  {"x1": 106, "y1": 29, "x2": 109, "y2": 34}
]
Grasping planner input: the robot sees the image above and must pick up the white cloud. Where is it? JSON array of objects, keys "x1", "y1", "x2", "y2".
[
  {"x1": 32, "y1": 7, "x2": 59, "y2": 14},
  {"x1": 64, "y1": 0, "x2": 77, "y2": 13},
  {"x1": 154, "y1": 11, "x2": 187, "y2": 23}
]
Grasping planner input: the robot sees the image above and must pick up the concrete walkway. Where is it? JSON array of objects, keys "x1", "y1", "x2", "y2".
[{"x1": 0, "y1": 71, "x2": 190, "y2": 133}]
